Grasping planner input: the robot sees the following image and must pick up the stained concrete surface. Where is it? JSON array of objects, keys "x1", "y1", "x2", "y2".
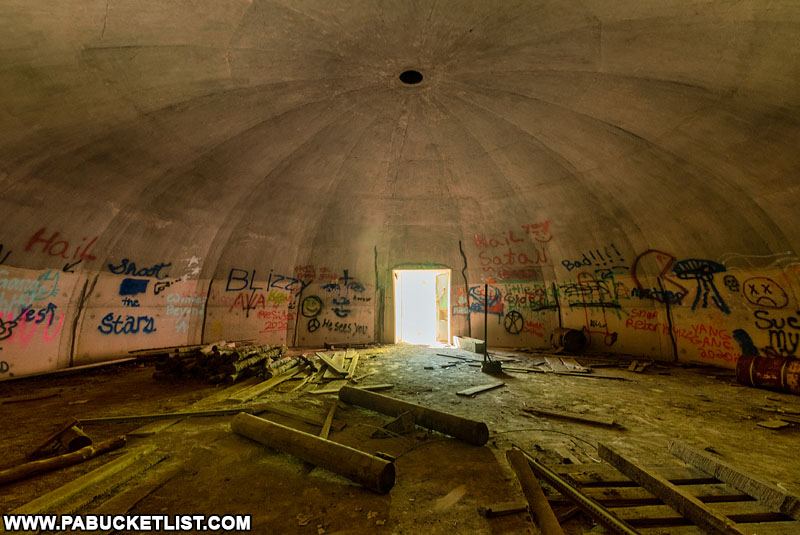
[
  {"x1": 1, "y1": 1, "x2": 800, "y2": 376},
  {"x1": 1, "y1": 345, "x2": 799, "y2": 534}
]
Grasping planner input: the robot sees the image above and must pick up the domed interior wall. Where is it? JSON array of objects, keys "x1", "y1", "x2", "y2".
[{"x1": 1, "y1": 1, "x2": 798, "y2": 377}]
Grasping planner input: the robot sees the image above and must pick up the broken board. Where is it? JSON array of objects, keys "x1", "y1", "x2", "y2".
[{"x1": 457, "y1": 383, "x2": 505, "y2": 396}]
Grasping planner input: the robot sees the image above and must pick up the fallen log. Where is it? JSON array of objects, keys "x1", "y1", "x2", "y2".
[
  {"x1": 0, "y1": 436, "x2": 127, "y2": 486},
  {"x1": 506, "y1": 449, "x2": 564, "y2": 534},
  {"x1": 231, "y1": 413, "x2": 394, "y2": 494}
]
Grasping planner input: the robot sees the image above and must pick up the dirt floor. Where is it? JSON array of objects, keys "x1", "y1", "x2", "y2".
[{"x1": 1, "y1": 345, "x2": 800, "y2": 535}]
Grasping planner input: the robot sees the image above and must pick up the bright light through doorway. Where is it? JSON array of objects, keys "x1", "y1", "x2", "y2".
[{"x1": 393, "y1": 269, "x2": 450, "y2": 345}]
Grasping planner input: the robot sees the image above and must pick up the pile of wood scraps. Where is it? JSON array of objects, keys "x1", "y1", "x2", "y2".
[
  {"x1": 152, "y1": 341, "x2": 290, "y2": 384},
  {"x1": 306, "y1": 350, "x2": 392, "y2": 395}
]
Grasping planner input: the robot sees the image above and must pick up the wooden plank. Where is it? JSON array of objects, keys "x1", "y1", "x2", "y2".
[
  {"x1": 557, "y1": 463, "x2": 718, "y2": 487},
  {"x1": 522, "y1": 407, "x2": 617, "y2": 427},
  {"x1": 319, "y1": 403, "x2": 337, "y2": 440},
  {"x1": 669, "y1": 441, "x2": 800, "y2": 521},
  {"x1": 289, "y1": 373, "x2": 312, "y2": 393},
  {"x1": 457, "y1": 382, "x2": 506, "y2": 396},
  {"x1": 12, "y1": 446, "x2": 165, "y2": 514},
  {"x1": 127, "y1": 418, "x2": 183, "y2": 438},
  {"x1": 231, "y1": 368, "x2": 301, "y2": 402},
  {"x1": 477, "y1": 501, "x2": 528, "y2": 518},
  {"x1": 559, "y1": 358, "x2": 590, "y2": 373},
  {"x1": 598, "y1": 443, "x2": 747, "y2": 535},
  {"x1": 79, "y1": 405, "x2": 265, "y2": 424},
  {"x1": 578, "y1": 484, "x2": 751, "y2": 506},
  {"x1": 316, "y1": 352, "x2": 347, "y2": 376},
  {"x1": 346, "y1": 352, "x2": 360, "y2": 379},
  {"x1": 309, "y1": 383, "x2": 393, "y2": 395},
  {"x1": 258, "y1": 402, "x2": 345, "y2": 432},
  {"x1": 545, "y1": 357, "x2": 569, "y2": 372},
  {"x1": 611, "y1": 502, "x2": 788, "y2": 527},
  {"x1": 506, "y1": 449, "x2": 564, "y2": 534},
  {"x1": 334, "y1": 350, "x2": 346, "y2": 370},
  {"x1": 91, "y1": 464, "x2": 180, "y2": 516},
  {"x1": 351, "y1": 371, "x2": 376, "y2": 383},
  {"x1": 311, "y1": 379, "x2": 348, "y2": 395},
  {"x1": 310, "y1": 364, "x2": 327, "y2": 384}
]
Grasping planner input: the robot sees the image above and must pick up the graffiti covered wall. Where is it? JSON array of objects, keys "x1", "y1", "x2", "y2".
[{"x1": 3, "y1": 220, "x2": 800, "y2": 378}]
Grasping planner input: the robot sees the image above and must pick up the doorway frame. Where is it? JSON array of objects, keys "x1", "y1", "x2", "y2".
[{"x1": 392, "y1": 268, "x2": 451, "y2": 345}]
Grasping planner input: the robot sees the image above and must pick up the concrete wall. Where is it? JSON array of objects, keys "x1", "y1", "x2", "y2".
[
  {"x1": 1, "y1": 1, "x2": 799, "y2": 376},
  {"x1": 2, "y1": 224, "x2": 800, "y2": 376}
]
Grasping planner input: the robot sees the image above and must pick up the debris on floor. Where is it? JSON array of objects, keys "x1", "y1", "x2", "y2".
[
  {"x1": 0, "y1": 435, "x2": 127, "y2": 486},
  {"x1": 3, "y1": 344, "x2": 800, "y2": 534},
  {"x1": 231, "y1": 413, "x2": 395, "y2": 494},
  {"x1": 152, "y1": 341, "x2": 288, "y2": 383},
  {"x1": 457, "y1": 382, "x2": 506, "y2": 397},
  {"x1": 756, "y1": 419, "x2": 793, "y2": 430},
  {"x1": 521, "y1": 407, "x2": 619, "y2": 429}
]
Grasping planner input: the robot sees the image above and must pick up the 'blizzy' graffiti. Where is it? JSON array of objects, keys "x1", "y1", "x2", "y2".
[{"x1": 225, "y1": 269, "x2": 309, "y2": 294}]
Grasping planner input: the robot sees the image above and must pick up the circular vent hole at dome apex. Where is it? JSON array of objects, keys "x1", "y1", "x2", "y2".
[{"x1": 399, "y1": 70, "x2": 423, "y2": 84}]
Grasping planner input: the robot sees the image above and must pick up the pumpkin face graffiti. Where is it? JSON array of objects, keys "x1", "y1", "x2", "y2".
[{"x1": 742, "y1": 277, "x2": 788, "y2": 309}]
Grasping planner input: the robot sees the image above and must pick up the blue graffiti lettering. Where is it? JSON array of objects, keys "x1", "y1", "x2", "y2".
[
  {"x1": 97, "y1": 313, "x2": 157, "y2": 335},
  {"x1": 109, "y1": 259, "x2": 171, "y2": 280}
]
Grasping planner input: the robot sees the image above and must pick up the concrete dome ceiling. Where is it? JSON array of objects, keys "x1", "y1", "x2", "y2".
[{"x1": 1, "y1": 0, "x2": 799, "y2": 375}]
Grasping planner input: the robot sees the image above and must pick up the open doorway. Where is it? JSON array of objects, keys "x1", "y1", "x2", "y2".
[{"x1": 393, "y1": 269, "x2": 450, "y2": 345}]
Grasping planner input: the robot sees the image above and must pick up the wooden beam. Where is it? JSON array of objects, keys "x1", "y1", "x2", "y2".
[
  {"x1": 319, "y1": 403, "x2": 337, "y2": 440},
  {"x1": 506, "y1": 449, "x2": 564, "y2": 534},
  {"x1": 457, "y1": 382, "x2": 505, "y2": 396},
  {"x1": 598, "y1": 443, "x2": 746, "y2": 535},
  {"x1": 316, "y1": 352, "x2": 347, "y2": 375},
  {"x1": 669, "y1": 440, "x2": 800, "y2": 521},
  {"x1": 545, "y1": 357, "x2": 569, "y2": 372},
  {"x1": 0, "y1": 436, "x2": 126, "y2": 486},
  {"x1": 310, "y1": 383, "x2": 393, "y2": 395},
  {"x1": 346, "y1": 353, "x2": 360, "y2": 380},
  {"x1": 79, "y1": 406, "x2": 267, "y2": 424},
  {"x1": 477, "y1": 501, "x2": 528, "y2": 518},
  {"x1": 522, "y1": 407, "x2": 617, "y2": 428},
  {"x1": 231, "y1": 367, "x2": 300, "y2": 402},
  {"x1": 12, "y1": 445, "x2": 164, "y2": 514}
]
